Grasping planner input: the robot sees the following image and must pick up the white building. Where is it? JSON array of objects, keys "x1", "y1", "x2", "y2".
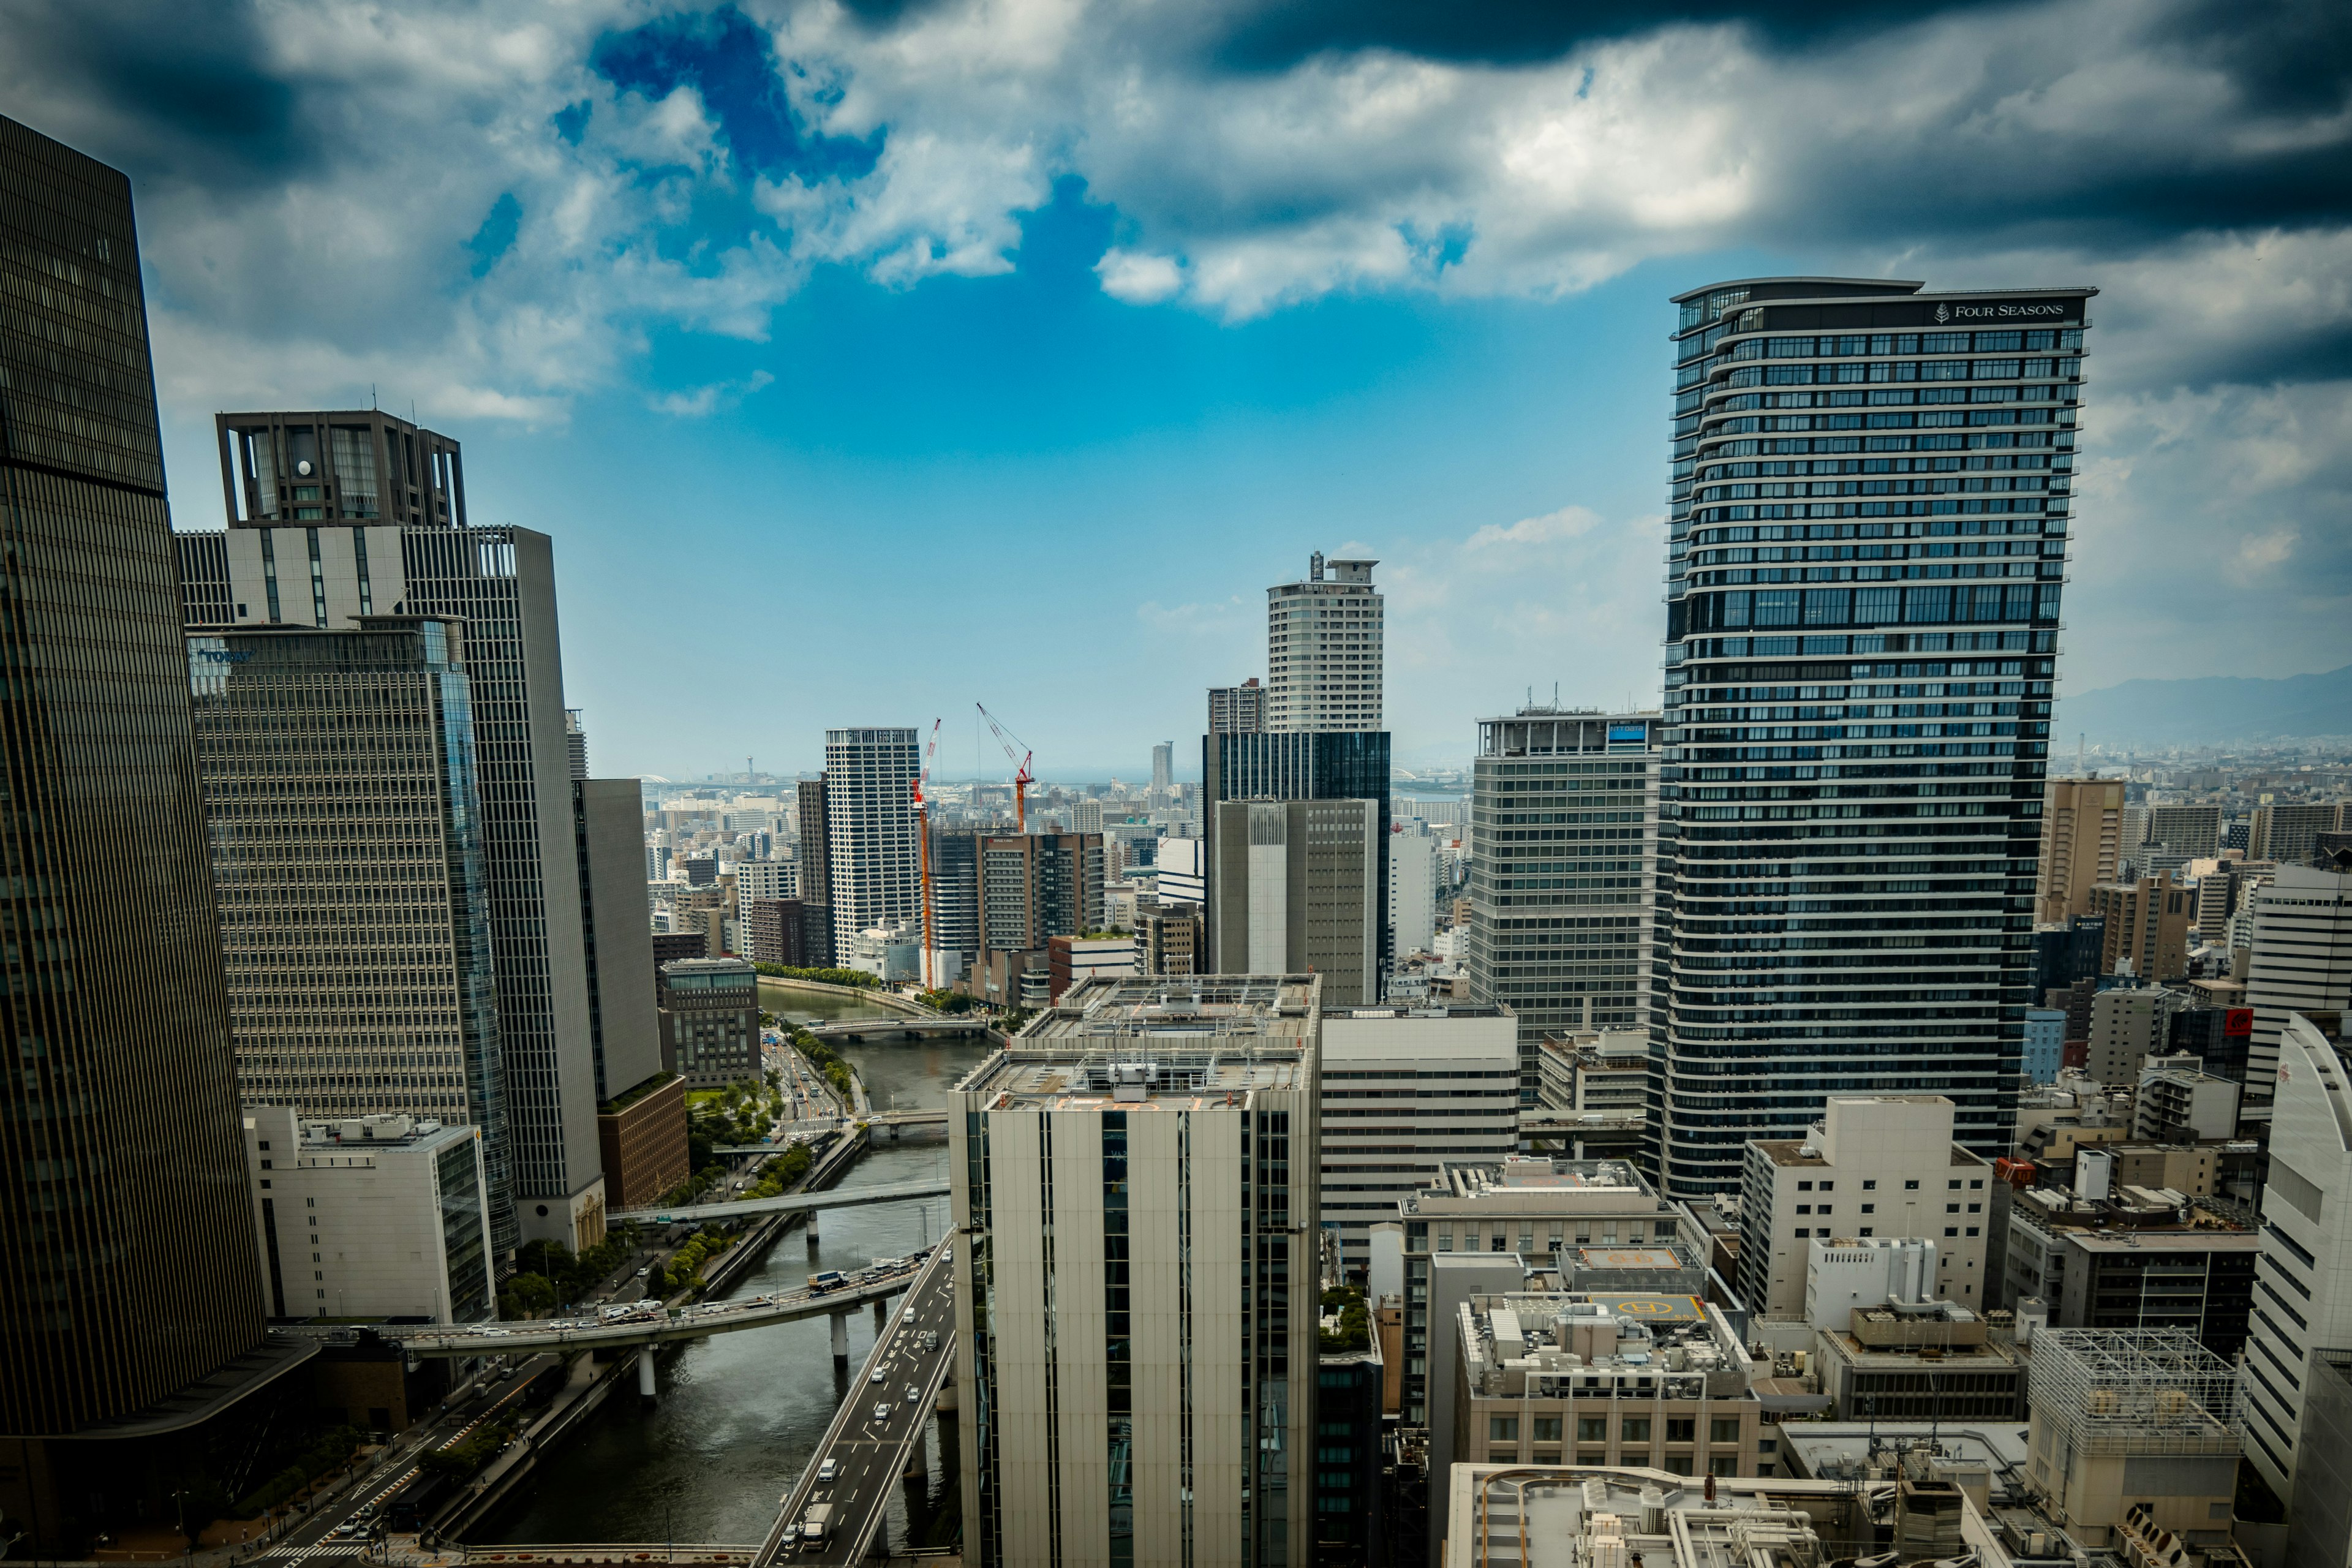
[
  {"x1": 2244, "y1": 1012, "x2": 2352, "y2": 1506},
  {"x1": 1156, "y1": 836, "x2": 1205, "y2": 903},
  {"x1": 823, "y1": 727, "x2": 921, "y2": 963},
  {"x1": 1388, "y1": 823, "x2": 1438, "y2": 963},
  {"x1": 1737, "y1": 1096, "x2": 1994, "y2": 1320},
  {"x1": 848, "y1": 919, "x2": 922, "y2": 983},
  {"x1": 2244, "y1": 861, "x2": 2352, "y2": 1128},
  {"x1": 1319, "y1": 1003, "x2": 1520, "y2": 1270},
  {"x1": 242, "y1": 1107, "x2": 496, "y2": 1324},
  {"x1": 1801, "y1": 1236, "x2": 1940, "y2": 1330},
  {"x1": 1264, "y1": 552, "x2": 1383, "y2": 733},
  {"x1": 732, "y1": 858, "x2": 797, "y2": 907},
  {"x1": 1054, "y1": 934, "x2": 1137, "y2": 997},
  {"x1": 951, "y1": 976, "x2": 1322, "y2": 1568}
]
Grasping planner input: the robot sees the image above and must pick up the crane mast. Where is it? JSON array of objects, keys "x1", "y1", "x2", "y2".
[{"x1": 974, "y1": 703, "x2": 1035, "y2": 834}]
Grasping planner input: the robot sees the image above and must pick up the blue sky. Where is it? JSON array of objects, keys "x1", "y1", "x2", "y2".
[{"x1": 6, "y1": 0, "x2": 2346, "y2": 777}]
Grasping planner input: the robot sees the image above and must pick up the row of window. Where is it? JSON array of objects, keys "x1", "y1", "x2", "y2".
[{"x1": 1491, "y1": 1415, "x2": 1743, "y2": 1444}]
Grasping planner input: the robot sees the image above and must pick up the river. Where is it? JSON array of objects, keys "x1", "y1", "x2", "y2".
[{"x1": 481, "y1": 987, "x2": 992, "y2": 1550}]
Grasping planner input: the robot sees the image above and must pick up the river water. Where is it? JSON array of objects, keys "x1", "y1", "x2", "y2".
[{"x1": 481, "y1": 987, "x2": 991, "y2": 1549}]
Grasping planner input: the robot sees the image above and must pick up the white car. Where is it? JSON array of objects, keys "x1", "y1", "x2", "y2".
[
  {"x1": 871, "y1": 1401, "x2": 892, "y2": 1421},
  {"x1": 816, "y1": 1458, "x2": 840, "y2": 1483},
  {"x1": 870, "y1": 1366, "x2": 888, "y2": 1384}
]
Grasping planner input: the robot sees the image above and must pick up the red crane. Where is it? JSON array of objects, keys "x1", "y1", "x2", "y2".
[
  {"x1": 914, "y1": 718, "x2": 941, "y2": 989},
  {"x1": 975, "y1": 703, "x2": 1035, "y2": 832}
]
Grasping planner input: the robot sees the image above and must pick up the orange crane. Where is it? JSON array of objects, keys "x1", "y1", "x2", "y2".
[
  {"x1": 914, "y1": 718, "x2": 941, "y2": 990},
  {"x1": 976, "y1": 702, "x2": 1035, "y2": 832}
]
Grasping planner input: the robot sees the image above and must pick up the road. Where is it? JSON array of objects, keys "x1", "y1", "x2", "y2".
[
  {"x1": 758, "y1": 1249, "x2": 957, "y2": 1568},
  {"x1": 606, "y1": 1174, "x2": 949, "y2": 1229}
]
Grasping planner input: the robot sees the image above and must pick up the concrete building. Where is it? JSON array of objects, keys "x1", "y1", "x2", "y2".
[
  {"x1": 1151, "y1": 741, "x2": 1173, "y2": 794},
  {"x1": 1134, "y1": 897, "x2": 1204, "y2": 977},
  {"x1": 2002, "y1": 1182, "x2": 2256, "y2": 1357},
  {"x1": 2037, "y1": 778, "x2": 2128, "y2": 921},
  {"x1": 745, "y1": 897, "x2": 813, "y2": 966},
  {"x1": 1318, "y1": 1005, "x2": 1520, "y2": 1271},
  {"x1": 821, "y1": 729, "x2": 920, "y2": 963},
  {"x1": 1388, "y1": 823, "x2": 1439, "y2": 963},
  {"x1": 1155, "y1": 836, "x2": 1206, "y2": 905},
  {"x1": 1664, "y1": 276, "x2": 2086, "y2": 1194},
  {"x1": 949, "y1": 976, "x2": 1323, "y2": 1568},
  {"x1": 2286, "y1": 1349, "x2": 2352, "y2": 1568},
  {"x1": 1211, "y1": 797, "x2": 1381, "y2": 1005},
  {"x1": 2024, "y1": 1329, "x2": 2242, "y2": 1556},
  {"x1": 1801, "y1": 1236, "x2": 1940, "y2": 1330},
  {"x1": 1207, "y1": 677, "x2": 1266, "y2": 737},
  {"x1": 796, "y1": 775, "x2": 834, "y2": 963},
  {"x1": 2244, "y1": 1012, "x2": 2352, "y2": 1505},
  {"x1": 1202, "y1": 729, "x2": 1391, "y2": 990},
  {"x1": 2024, "y1": 1007, "x2": 2067, "y2": 1083},
  {"x1": 2088, "y1": 872, "x2": 2192, "y2": 981},
  {"x1": 657, "y1": 957, "x2": 760, "y2": 1089},
  {"x1": 1463, "y1": 709, "x2": 1661, "y2": 1106},
  {"x1": 2082, "y1": 982, "x2": 2187, "y2": 1087},
  {"x1": 1536, "y1": 1031, "x2": 1651, "y2": 1117},
  {"x1": 1737, "y1": 1096, "x2": 1994, "y2": 1319},
  {"x1": 733, "y1": 858, "x2": 797, "y2": 908},
  {"x1": 1396, "y1": 1159, "x2": 1688, "y2": 1427},
  {"x1": 978, "y1": 829, "x2": 1105, "y2": 970},
  {"x1": 2145, "y1": 804, "x2": 2224, "y2": 870},
  {"x1": 1450, "y1": 1291, "x2": 1763, "y2": 1480},
  {"x1": 241, "y1": 1108, "x2": 495, "y2": 1324},
  {"x1": 595, "y1": 1072, "x2": 689, "y2": 1212},
  {"x1": 574, "y1": 776, "x2": 664, "y2": 1117},
  {"x1": 185, "y1": 415, "x2": 616, "y2": 1255},
  {"x1": 1047, "y1": 933, "x2": 1136, "y2": 1000},
  {"x1": 1812, "y1": 1300, "x2": 2024, "y2": 1422},
  {"x1": 2242, "y1": 860, "x2": 2352, "y2": 1128},
  {"x1": 2133, "y1": 1060, "x2": 2242, "y2": 1142},
  {"x1": 2251, "y1": 801, "x2": 2343, "y2": 864},
  {"x1": 1311, "y1": 1300, "x2": 1385, "y2": 1568},
  {"x1": 189, "y1": 617, "x2": 516, "y2": 1253},
  {"x1": 0, "y1": 116, "x2": 276, "y2": 1551},
  {"x1": 1265, "y1": 552, "x2": 1382, "y2": 733}
]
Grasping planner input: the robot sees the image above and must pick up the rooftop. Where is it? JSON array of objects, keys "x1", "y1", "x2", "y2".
[
  {"x1": 959, "y1": 1044, "x2": 1311, "y2": 1112},
  {"x1": 1017, "y1": 973, "x2": 1319, "y2": 1045},
  {"x1": 1460, "y1": 1291, "x2": 1752, "y2": 1401},
  {"x1": 1403, "y1": 1157, "x2": 1663, "y2": 1215}
]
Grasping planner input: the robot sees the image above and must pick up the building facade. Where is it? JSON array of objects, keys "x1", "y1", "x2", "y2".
[
  {"x1": 1662, "y1": 277, "x2": 2087, "y2": 1193},
  {"x1": 1211, "y1": 798, "x2": 1381, "y2": 1004},
  {"x1": 657, "y1": 958, "x2": 760, "y2": 1089},
  {"x1": 2242, "y1": 861, "x2": 2352, "y2": 1129},
  {"x1": 1266, "y1": 553, "x2": 1382, "y2": 733},
  {"x1": 0, "y1": 115, "x2": 270, "y2": 1493},
  {"x1": 951, "y1": 976, "x2": 1323, "y2": 1568},
  {"x1": 2087, "y1": 873, "x2": 2190, "y2": 981},
  {"x1": 821, "y1": 729, "x2": 919, "y2": 962},
  {"x1": 1204, "y1": 729, "x2": 1392, "y2": 988},
  {"x1": 595, "y1": 1072, "x2": 690, "y2": 1212},
  {"x1": 240, "y1": 1109, "x2": 494, "y2": 1324},
  {"x1": 183, "y1": 413, "x2": 612, "y2": 1253},
  {"x1": 1464, "y1": 709, "x2": 1662, "y2": 1106},
  {"x1": 796, "y1": 775, "x2": 834, "y2": 963},
  {"x1": 1208, "y1": 678, "x2": 1267, "y2": 737},
  {"x1": 2036, "y1": 778, "x2": 2125, "y2": 922},
  {"x1": 189, "y1": 617, "x2": 516, "y2": 1253},
  {"x1": 575, "y1": 777, "x2": 663, "y2": 1106},
  {"x1": 978, "y1": 830, "x2": 1106, "y2": 967}
]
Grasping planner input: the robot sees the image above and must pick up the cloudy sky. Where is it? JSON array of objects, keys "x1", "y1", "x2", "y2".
[{"x1": 7, "y1": 0, "x2": 2346, "y2": 777}]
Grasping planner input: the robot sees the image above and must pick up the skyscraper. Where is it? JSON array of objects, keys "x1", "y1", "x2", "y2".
[
  {"x1": 0, "y1": 111, "x2": 272, "y2": 1547},
  {"x1": 1151, "y1": 740, "x2": 1174, "y2": 794},
  {"x1": 187, "y1": 616, "x2": 517, "y2": 1251},
  {"x1": 179, "y1": 410, "x2": 615, "y2": 1249},
  {"x1": 2035, "y1": 777, "x2": 2126, "y2": 922},
  {"x1": 797, "y1": 775, "x2": 834, "y2": 962},
  {"x1": 1208, "y1": 677, "x2": 1266, "y2": 737},
  {"x1": 821, "y1": 728, "x2": 921, "y2": 960},
  {"x1": 1265, "y1": 552, "x2": 1382, "y2": 732},
  {"x1": 1210, "y1": 798, "x2": 1381, "y2": 1001},
  {"x1": 1463, "y1": 709, "x2": 1663, "y2": 1104},
  {"x1": 951, "y1": 976, "x2": 1322, "y2": 1568},
  {"x1": 1658, "y1": 276, "x2": 2086, "y2": 1194}
]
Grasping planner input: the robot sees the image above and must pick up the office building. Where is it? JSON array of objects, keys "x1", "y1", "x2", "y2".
[
  {"x1": 2242, "y1": 861, "x2": 2352, "y2": 1128},
  {"x1": 1812, "y1": 1302, "x2": 2024, "y2": 1422},
  {"x1": 1312, "y1": 1310, "x2": 1385, "y2": 1568},
  {"x1": 595, "y1": 1071, "x2": 690, "y2": 1211},
  {"x1": 746, "y1": 897, "x2": 815, "y2": 966},
  {"x1": 1135, "y1": 897, "x2": 1205, "y2": 976},
  {"x1": 2244, "y1": 1013, "x2": 2352, "y2": 1504},
  {"x1": 1396, "y1": 1159, "x2": 1687, "y2": 1427},
  {"x1": 1736, "y1": 1096, "x2": 1994, "y2": 1319},
  {"x1": 2088, "y1": 872, "x2": 2191, "y2": 980},
  {"x1": 2024, "y1": 1330, "x2": 2242, "y2": 1555},
  {"x1": 1531, "y1": 1031, "x2": 1652, "y2": 1161},
  {"x1": 0, "y1": 116, "x2": 281, "y2": 1550},
  {"x1": 1156, "y1": 835, "x2": 1206, "y2": 903},
  {"x1": 821, "y1": 729, "x2": 921, "y2": 962},
  {"x1": 1204, "y1": 729, "x2": 1392, "y2": 986},
  {"x1": 1464, "y1": 709, "x2": 1662, "y2": 1105},
  {"x1": 2024, "y1": 1008, "x2": 2066, "y2": 1082},
  {"x1": 2002, "y1": 1182, "x2": 2255, "y2": 1357},
  {"x1": 240, "y1": 1109, "x2": 494, "y2": 1324},
  {"x1": 1389, "y1": 821, "x2": 1439, "y2": 962},
  {"x1": 657, "y1": 957, "x2": 760, "y2": 1088},
  {"x1": 2132, "y1": 1058, "x2": 2241, "y2": 1142},
  {"x1": 1047, "y1": 933, "x2": 1136, "y2": 999},
  {"x1": 1211, "y1": 797, "x2": 1381, "y2": 1004},
  {"x1": 189, "y1": 617, "x2": 517, "y2": 1252},
  {"x1": 1662, "y1": 276, "x2": 2087, "y2": 1192},
  {"x1": 2143, "y1": 804, "x2": 2223, "y2": 873},
  {"x1": 949, "y1": 976, "x2": 1322, "y2": 1568},
  {"x1": 1801, "y1": 1235, "x2": 1942, "y2": 1328},
  {"x1": 2081, "y1": 982, "x2": 2185, "y2": 1086},
  {"x1": 2251, "y1": 800, "x2": 2343, "y2": 864},
  {"x1": 2036, "y1": 778, "x2": 2126, "y2": 921},
  {"x1": 733, "y1": 858, "x2": 797, "y2": 907},
  {"x1": 184, "y1": 413, "x2": 614, "y2": 1252},
  {"x1": 1209, "y1": 677, "x2": 1267, "y2": 736},
  {"x1": 564, "y1": 707, "x2": 589, "y2": 779},
  {"x1": 1266, "y1": 552, "x2": 1382, "y2": 732},
  {"x1": 2288, "y1": 1350, "x2": 2352, "y2": 1568},
  {"x1": 978, "y1": 830, "x2": 1106, "y2": 967},
  {"x1": 796, "y1": 775, "x2": 834, "y2": 961},
  {"x1": 1151, "y1": 740, "x2": 1173, "y2": 793},
  {"x1": 1450, "y1": 1291, "x2": 1763, "y2": 1476},
  {"x1": 1319, "y1": 1005, "x2": 1520, "y2": 1270},
  {"x1": 930, "y1": 826, "x2": 984, "y2": 970},
  {"x1": 575, "y1": 777, "x2": 665, "y2": 1104}
]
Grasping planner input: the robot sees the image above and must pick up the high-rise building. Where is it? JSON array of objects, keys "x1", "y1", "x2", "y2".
[
  {"x1": 821, "y1": 728, "x2": 919, "y2": 962},
  {"x1": 1659, "y1": 276, "x2": 2088, "y2": 1194},
  {"x1": 1151, "y1": 740, "x2": 1174, "y2": 793},
  {"x1": 1212, "y1": 798, "x2": 1381, "y2": 1003},
  {"x1": 2036, "y1": 777, "x2": 2126, "y2": 921},
  {"x1": 2144, "y1": 804, "x2": 2223, "y2": 872},
  {"x1": 575, "y1": 777, "x2": 666, "y2": 1106},
  {"x1": 929, "y1": 826, "x2": 984, "y2": 971},
  {"x1": 564, "y1": 707, "x2": 589, "y2": 780},
  {"x1": 1136, "y1": 897, "x2": 1205, "y2": 976},
  {"x1": 2252, "y1": 801, "x2": 2344, "y2": 864},
  {"x1": 2087, "y1": 872, "x2": 2191, "y2": 981},
  {"x1": 733, "y1": 858, "x2": 797, "y2": 907},
  {"x1": 657, "y1": 957, "x2": 760, "y2": 1088},
  {"x1": 796, "y1": 775, "x2": 834, "y2": 963},
  {"x1": 2242, "y1": 862, "x2": 2352, "y2": 1129},
  {"x1": 1156, "y1": 835, "x2": 1207, "y2": 904},
  {"x1": 1265, "y1": 552, "x2": 1382, "y2": 732},
  {"x1": 2244, "y1": 1012, "x2": 2352, "y2": 1507},
  {"x1": 977, "y1": 831, "x2": 1105, "y2": 967},
  {"x1": 1388, "y1": 821, "x2": 1439, "y2": 962},
  {"x1": 189, "y1": 617, "x2": 516, "y2": 1250},
  {"x1": 1205, "y1": 730, "x2": 1392, "y2": 984},
  {"x1": 180, "y1": 411, "x2": 613, "y2": 1250},
  {"x1": 0, "y1": 113, "x2": 279, "y2": 1550},
  {"x1": 1209, "y1": 677, "x2": 1266, "y2": 737},
  {"x1": 1463, "y1": 709, "x2": 1662, "y2": 1106},
  {"x1": 950, "y1": 976, "x2": 1322, "y2": 1568}
]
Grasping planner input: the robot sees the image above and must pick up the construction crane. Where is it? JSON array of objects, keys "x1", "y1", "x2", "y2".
[
  {"x1": 914, "y1": 718, "x2": 941, "y2": 990},
  {"x1": 976, "y1": 702, "x2": 1035, "y2": 832}
]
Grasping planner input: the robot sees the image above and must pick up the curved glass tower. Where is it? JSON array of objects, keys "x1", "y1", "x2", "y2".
[{"x1": 1657, "y1": 277, "x2": 2093, "y2": 1194}]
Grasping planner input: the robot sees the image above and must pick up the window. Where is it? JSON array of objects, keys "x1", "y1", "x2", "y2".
[
  {"x1": 1819, "y1": 1181, "x2": 1833, "y2": 1191},
  {"x1": 1578, "y1": 1417, "x2": 1608, "y2": 1443},
  {"x1": 1969, "y1": 1178, "x2": 1985, "y2": 1189},
  {"x1": 1860, "y1": 1204, "x2": 1875, "y2": 1214},
  {"x1": 1904, "y1": 1180, "x2": 1920, "y2": 1191},
  {"x1": 1949, "y1": 1179, "x2": 1962, "y2": 1189},
  {"x1": 1712, "y1": 1419, "x2": 1743, "y2": 1444},
  {"x1": 1621, "y1": 1417, "x2": 1652, "y2": 1444},
  {"x1": 1667, "y1": 1419, "x2": 1695, "y2": 1443},
  {"x1": 1945, "y1": 1227, "x2": 1959, "y2": 1237},
  {"x1": 1947, "y1": 1203, "x2": 1960, "y2": 1213},
  {"x1": 1797, "y1": 1180, "x2": 1813, "y2": 1191},
  {"x1": 1709, "y1": 1455, "x2": 1742, "y2": 1477},
  {"x1": 1532, "y1": 1416, "x2": 1562, "y2": 1442},
  {"x1": 1796, "y1": 1204, "x2": 1811, "y2": 1215},
  {"x1": 1966, "y1": 1227, "x2": 1980, "y2": 1237},
  {"x1": 1861, "y1": 1180, "x2": 1877, "y2": 1191},
  {"x1": 1489, "y1": 1417, "x2": 1519, "y2": 1441}
]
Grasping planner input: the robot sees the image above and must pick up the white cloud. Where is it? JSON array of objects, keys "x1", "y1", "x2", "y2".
[
  {"x1": 649, "y1": 369, "x2": 775, "y2": 418},
  {"x1": 1096, "y1": 247, "x2": 1183, "y2": 303}
]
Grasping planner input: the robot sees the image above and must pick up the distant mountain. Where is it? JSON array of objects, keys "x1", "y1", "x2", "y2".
[{"x1": 2056, "y1": 665, "x2": 2352, "y2": 748}]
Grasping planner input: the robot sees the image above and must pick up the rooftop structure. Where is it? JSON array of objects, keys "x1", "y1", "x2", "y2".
[{"x1": 2027, "y1": 1328, "x2": 2240, "y2": 1458}]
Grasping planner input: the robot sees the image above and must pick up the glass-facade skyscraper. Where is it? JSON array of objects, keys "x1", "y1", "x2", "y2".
[{"x1": 1657, "y1": 276, "x2": 2090, "y2": 1194}]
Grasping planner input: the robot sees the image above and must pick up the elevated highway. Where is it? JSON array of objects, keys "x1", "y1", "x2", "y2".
[
  {"x1": 755, "y1": 1247, "x2": 956, "y2": 1568},
  {"x1": 608, "y1": 1175, "x2": 949, "y2": 1228}
]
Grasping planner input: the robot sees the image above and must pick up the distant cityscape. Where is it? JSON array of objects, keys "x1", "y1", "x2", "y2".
[{"x1": 10, "y1": 101, "x2": 2352, "y2": 1568}]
